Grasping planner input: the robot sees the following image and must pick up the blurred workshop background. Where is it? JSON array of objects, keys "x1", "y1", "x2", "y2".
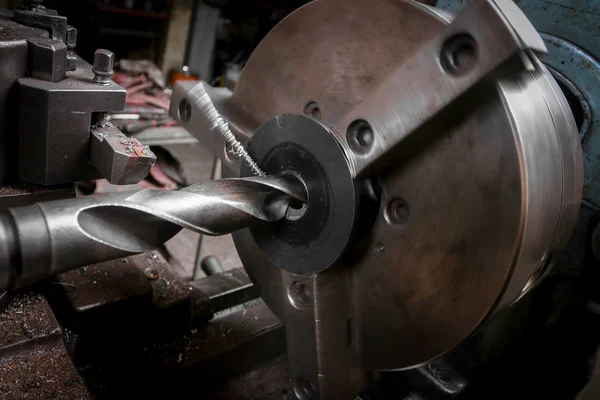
[{"x1": 0, "y1": 0, "x2": 309, "y2": 280}]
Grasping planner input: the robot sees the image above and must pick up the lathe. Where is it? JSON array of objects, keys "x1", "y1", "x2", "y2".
[{"x1": 0, "y1": 0, "x2": 598, "y2": 398}]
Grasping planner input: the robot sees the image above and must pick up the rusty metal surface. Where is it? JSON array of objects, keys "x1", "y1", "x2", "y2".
[
  {"x1": 90, "y1": 122, "x2": 156, "y2": 185},
  {"x1": 0, "y1": 292, "x2": 90, "y2": 399}
]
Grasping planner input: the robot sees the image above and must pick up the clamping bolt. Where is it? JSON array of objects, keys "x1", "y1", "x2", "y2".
[{"x1": 92, "y1": 49, "x2": 114, "y2": 85}]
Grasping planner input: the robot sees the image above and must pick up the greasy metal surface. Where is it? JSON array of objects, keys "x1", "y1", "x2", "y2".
[
  {"x1": 54, "y1": 251, "x2": 209, "y2": 324},
  {"x1": 0, "y1": 175, "x2": 304, "y2": 290},
  {"x1": 0, "y1": 292, "x2": 90, "y2": 399},
  {"x1": 0, "y1": 293, "x2": 60, "y2": 348},
  {"x1": 55, "y1": 257, "x2": 153, "y2": 314},
  {"x1": 90, "y1": 122, "x2": 156, "y2": 185},
  {"x1": 164, "y1": 300, "x2": 282, "y2": 368},
  {"x1": 332, "y1": 0, "x2": 547, "y2": 178},
  {"x1": 0, "y1": 9, "x2": 48, "y2": 183},
  {"x1": 211, "y1": 354, "x2": 295, "y2": 400},
  {"x1": 230, "y1": 0, "x2": 581, "y2": 374},
  {"x1": 18, "y1": 54, "x2": 125, "y2": 185},
  {"x1": 75, "y1": 299, "x2": 285, "y2": 398},
  {"x1": 190, "y1": 268, "x2": 258, "y2": 313},
  {"x1": 0, "y1": 183, "x2": 73, "y2": 211}
]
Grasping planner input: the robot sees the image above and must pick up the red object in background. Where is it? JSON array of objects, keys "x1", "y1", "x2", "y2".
[
  {"x1": 169, "y1": 66, "x2": 199, "y2": 87},
  {"x1": 111, "y1": 69, "x2": 172, "y2": 111}
]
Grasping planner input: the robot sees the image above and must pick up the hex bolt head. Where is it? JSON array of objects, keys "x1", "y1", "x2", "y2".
[{"x1": 92, "y1": 49, "x2": 114, "y2": 85}]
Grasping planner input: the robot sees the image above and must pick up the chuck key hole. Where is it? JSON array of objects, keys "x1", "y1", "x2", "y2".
[
  {"x1": 347, "y1": 119, "x2": 375, "y2": 154},
  {"x1": 288, "y1": 281, "x2": 311, "y2": 309},
  {"x1": 385, "y1": 197, "x2": 410, "y2": 225},
  {"x1": 303, "y1": 101, "x2": 322, "y2": 120},
  {"x1": 441, "y1": 33, "x2": 478, "y2": 76}
]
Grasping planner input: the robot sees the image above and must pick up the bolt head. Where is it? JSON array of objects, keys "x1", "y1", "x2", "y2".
[
  {"x1": 93, "y1": 49, "x2": 114, "y2": 75},
  {"x1": 144, "y1": 267, "x2": 159, "y2": 280},
  {"x1": 66, "y1": 26, "x2": 77, "y2": 49}
]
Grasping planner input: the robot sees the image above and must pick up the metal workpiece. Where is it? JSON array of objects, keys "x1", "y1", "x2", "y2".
[
  {"x1": 331, "y1": 0, "x2": 548, "y2": 178},
  {"x1": 170, "y1": 80, "x2": 260, "y2": 175},
  {"x1": 240, "y1": 114, "x2": 358, "y2": 275},
  {"x1": 90, "y1": 123, "x2": 156, "y2": 184},
  {"x1": 225, "y1": 0, "x2": 582, "y2": 390},
  {"x1": 0, "y1": 174, "x2": 305, "y2": 290}
]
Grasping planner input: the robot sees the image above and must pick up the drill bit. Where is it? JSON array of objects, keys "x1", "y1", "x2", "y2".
[
  {"x1": 188, "y1": 82, "x2": 265, "y2": 176},
  {"x1": 0, "y1": 174, "x2": 305, "y2": 290}
]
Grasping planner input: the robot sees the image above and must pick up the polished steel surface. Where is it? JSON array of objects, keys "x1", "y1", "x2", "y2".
[
  {"x1": 332, "y1": 0, "x2": 547, "y2": 178},
  {"x1": 0, "y1": 175, "x2": 305, "y2": 290},
  {"x1": 226, "y1": 0, "x2": 582, "y2": 390}
]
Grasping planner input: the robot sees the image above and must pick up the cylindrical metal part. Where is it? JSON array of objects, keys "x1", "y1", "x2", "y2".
[
  {"x1": 201, "y1": 255, "x2": 224, "y2": 276},
  {"x1": 92, "y1": 49, "x2": 114, "y2": 85},
  {"x1": 0, "y1": 214, "x2": 18, "y2": 289},
  {"x1": 0, "y1": 175, "x2": 305, "y2": 290}
]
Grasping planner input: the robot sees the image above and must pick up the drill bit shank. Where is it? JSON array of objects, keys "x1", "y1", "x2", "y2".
[{"x1": 0, "y1": 175, "x2": 305, "y2": 290}]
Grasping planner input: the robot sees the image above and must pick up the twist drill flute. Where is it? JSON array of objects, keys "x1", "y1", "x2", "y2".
[{"x1": 0, "y1": 175, "x2": 306, "y2": 290}]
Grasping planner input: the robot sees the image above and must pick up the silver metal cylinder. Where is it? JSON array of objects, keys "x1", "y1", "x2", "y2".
[{"x1": 0, "y1": 175, "x2": 305, "y2": 290}]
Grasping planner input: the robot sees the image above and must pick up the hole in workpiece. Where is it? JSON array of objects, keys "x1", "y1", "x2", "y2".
[
  {"x1": 384, "y1": 197, "x2": 410, "y2": 225},
  {"x1": 303, "y1": 101, "x2": 322, "y2": 120},
  {"x1": 440, "y1": 33, "x2": 478, "y2": 76},
  {"x1": 287, "y1": 281, "x2": 311, "y2": 309},
  {"x1": 281, "y1": 171, "x2": 309, "y2": 221},
  {"x1": 347, "y1": 119, "x2": 374, "y2": 154},
  {"x1": 293, "y1": 377, "x2": 318, "y2": 400},
  {"x1": 286, "y1": 199, "x2": 308, "y2": 221},
  {"x1": 178, "y1": 98, "x2": 192, "y2": 122}
]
